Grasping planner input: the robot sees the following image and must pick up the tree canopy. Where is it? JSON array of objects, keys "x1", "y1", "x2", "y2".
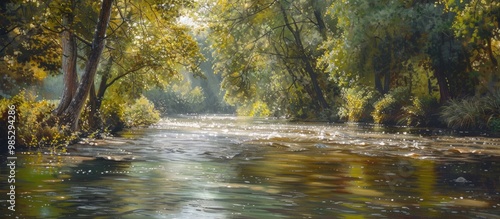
[
  {"x1": 202, "y1": 0, "x2": 499, "y2": 122},
  {"x1": 1, "y1": 0, "x2": 203, "y2": 131},
  {"x1": 1, "y1": 0, "x2": 499, "y2": 144}
]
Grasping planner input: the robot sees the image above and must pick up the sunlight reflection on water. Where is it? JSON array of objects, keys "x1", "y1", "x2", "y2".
[{"x1": 1, "y1": 115, "x2": 499, "y2": 218}]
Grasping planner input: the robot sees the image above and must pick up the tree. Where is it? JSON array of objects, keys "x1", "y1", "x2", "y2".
[
  {"x1": 87, "y1": 3, "x2": 203, "y2": 131},
  {"x1": 320, "y1": 0, "x2": 482, "y2": 103},
  {"x1": 448, "y1": 0, "x2": 500, "y2": 94},
  {"x1": 54, "y1": 0, "x2": 79, "y2": 115},
  {"x1": 0, "y1": 0, "x2": 60, "y2": 96},
  {"x1": 206, "y1": 0, "x2": 334, "y2": 118},
  {"x1": 48, "y1": 0, "x2": 201, "y2": 131},
  {"x1": 56, "y1": 0, "x2": 114, "y2": 131}
]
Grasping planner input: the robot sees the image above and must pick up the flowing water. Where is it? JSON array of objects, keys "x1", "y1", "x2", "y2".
[{"x1": 1, "y1": 115, "x2": 500, "y2": 218}]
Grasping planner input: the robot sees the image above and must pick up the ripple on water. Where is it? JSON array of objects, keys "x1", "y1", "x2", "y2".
[{"x1": 3, "y1": 116, "x2": 500, "y2": 218}]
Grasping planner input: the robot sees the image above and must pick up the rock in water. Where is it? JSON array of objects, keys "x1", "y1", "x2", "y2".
[
  {"x1": 314, "y1": 143, "x2": 329, "y2": 149},
  {"x1": 453, "y1": 177, "x2": 470, "y2": 183},
  {"x1": 95, "y1": 154, "x2": 136, "y2": 161}
]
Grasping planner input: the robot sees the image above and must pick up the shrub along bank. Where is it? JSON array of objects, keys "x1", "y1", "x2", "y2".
[
  {"x1": 336, "y1": 87, "x2": 498, "y2": 134},
  {"x1": 0, "y1": 92, "x2": 160, "y2": 151},
  {"x1": 1, "y1": 89, "x2": 499, "y2": 152}
]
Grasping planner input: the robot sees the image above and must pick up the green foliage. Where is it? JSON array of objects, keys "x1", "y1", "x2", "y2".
[
  {"x1": 237, "y1": 100, "x2": 271, "y2": 117},
  {"x1": 207, "y1": 0, "x2": 334, "y2": 117},
  {"x1": 372, "y1": 87, "x2": 411, "y2": 124},
  {"x1": 440, "y1": 97, "x2": 485, "y2": 129},
  {"x1": 440, "y1": 90, "x2": 500, "y2": 132},
  {"x1": 1, "y1": 0, "x2": 203, "y2": 133},
  {"x1": 100, "y1": 96, "x2": 126, "y2": 132},
  {"x1": 186, "y1": 87, "x2": 206, "y2": 109},
  {"x1": 202, "y1": 0, "x2": 500, "y2": 123},
  {"x1": 122, "y1": 96, "x2": 160, "y2": 128},
  {"x1": 484, "y1": 90, "x2": 500, "y2": 116},
  {"x1": 400, "y1": 95, "x2": 440, "y2": 126},
  {"x1": 338, "y1": 86, "x2": 377, "y2": 122},
  {"x1": 449, "y1": 0, "x2": 500, "y2": 43},
  {"x1": 146, "y1": 85, "x2": 208, "y2": 115},
  {"x1": 489, "y1": 118, "x2": 500, "y2": 133},
  {"x1": 372, "y1": 95, "x2": 396, "y2": 124},
  {"x1": 440, "y1": 91, "x2": 500, "y2": 130},
  {"x1": 484, "y1": 91, "x2": 500, "y2": 132},
  {"x1": 0, "y1": 91, "x2": 76, "y2": 148},
  {"x1": 96, "y1": 86, "x2": 158, "y2": 132},
  {"x1": 2, "y1": 0, "x2": 500, "y2": 136},
  {"x1": 0, "y1": 1, "x2": 61, "y2": 96}
]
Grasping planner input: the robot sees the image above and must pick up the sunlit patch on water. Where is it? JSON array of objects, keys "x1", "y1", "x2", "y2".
[{"x1": 1, "y1": 115, "x2": 499, "y2": 218}]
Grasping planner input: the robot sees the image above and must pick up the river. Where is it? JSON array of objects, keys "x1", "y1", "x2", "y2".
[{"x1": 1, "y1": 115, "x2": 499, "y2": 218}]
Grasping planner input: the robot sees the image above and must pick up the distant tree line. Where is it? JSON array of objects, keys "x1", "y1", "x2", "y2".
[{"x1": 205, "y1": 0, "x2": 500, "y2": 131}]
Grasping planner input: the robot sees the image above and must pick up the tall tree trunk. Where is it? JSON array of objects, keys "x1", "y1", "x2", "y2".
[
  {"x1": 385, "y1": 35, "x2": 394, "y2": 94},
  {"x1": 374, "y1": 70, "x2": 383, "y2": 94},
  {"x1": 88, "y1": 82, "x2": 100, "y2": 131},
  {"x1": 435, "y1": 51, "x2": 450, "y2": 103},
  {"x1": 303, "y1": 60, "x2": 329, "y2": 109},
  {"x1": 384, "y1": 69, "x2": 391, "y2": 94},
  {"x1": 88, "y1": 56, "x2": 113, "y2": 132},
  {"x1": 435, "y1": 68, "x2": 450, "y2": 103},
  {"x1": 431, "y1": 34, "x2": 451, "y2": 103},
  {"x1": 55, "y1": 3, "x2": 78, "y2": 116},
  {"x1": 59, "y1": 0, "x2": 114, "y2": 131},
  {"x1": 486, "y1": 37, "x2": 498, "y2": 94},
  {"x1": 279, "y1": 1, "x2": 329, "y2": 110},
  {"x1": 95, "y1": 58, "x2": 112, "y2": 111}
]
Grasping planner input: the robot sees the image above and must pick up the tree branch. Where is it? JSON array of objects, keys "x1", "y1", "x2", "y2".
[{"x1": 105, "y1": 64, "x2": 149, "y2": 88}]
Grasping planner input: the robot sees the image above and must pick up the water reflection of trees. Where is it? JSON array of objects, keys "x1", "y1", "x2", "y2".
[
  {"x1": 2, "y1": 147, "x2": 498, "y2": 218},
  {"x1": 230, "y1": 150, "x2": 499, "y2": 218},
  {"x1": 61, "y1": 159, "x2": 132, "y2": 217},
  {"x1": 4, "y1": 154, "x2": 132, "y2": 218}
]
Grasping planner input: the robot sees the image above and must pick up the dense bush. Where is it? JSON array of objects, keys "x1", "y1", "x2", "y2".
[
  {"x1": 484, "y1": 91, "x2": 500, "y2": 131},
  {"x1": 0, "y1": 91, "x2": 76, "y2": 149},
  {"x1": 489, "y1": 118, "x2": 500, "y2": 133},
  {"x1": 98, "y1": 92, "x2": 162, "y2": 131},
  {"x1": 338, "y1": 87, "x2": 377, "y2": 122},
  {"x1": 440, "y1": 97, "x2": 485, "y2": 129},
  {"x1": 372, "y1": 87, "x2": 411, "y2": 124},
  {"x1": 440, "y1": 91, "x2": 500, "y2": 131},
  {"x1": 400, "y1": 95, "x2": 440, "y2": 126},
  {"x1": 236, "y1": 100, "x2": 271, "y2": 117},
  {"x1": 123, "y1": 95, "x2": 161, "y2": 127},
  {"x1": 98, "y1": 97, "x2": 126, "y2": 132}
]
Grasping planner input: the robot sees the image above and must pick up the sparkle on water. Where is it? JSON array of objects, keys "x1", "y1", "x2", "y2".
[{"x1": 1, "y1": 115, "x2": 499, "y2": 218}]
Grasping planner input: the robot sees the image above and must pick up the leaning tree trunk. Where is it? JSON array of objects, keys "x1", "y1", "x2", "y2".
[
  {"x1": 55, "y1": 6, "x2": 78, "y2": 116},
  {"x1": 59, "y1": 0, "x2": 114, "y2": 131},
  {"x1": 279, "y1": 1, "x2": 329, "y2": 110}
]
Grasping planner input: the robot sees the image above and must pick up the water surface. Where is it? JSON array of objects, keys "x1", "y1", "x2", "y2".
[{"x1": 1, "y1": 115, "x2": 499, "y2": 218}]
